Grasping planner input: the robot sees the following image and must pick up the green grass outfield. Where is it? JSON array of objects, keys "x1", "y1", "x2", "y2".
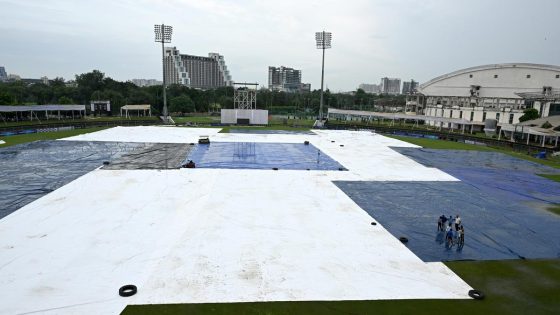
[
  {"x1": 122, "y1": 259, "x2": 560, "y2": 315},
  {"x1": 0, "y1": 127, "x2": 109, "y2": 147},
  {"x1": 2, "y1": 124, "x2": 559, "y2": 314}
]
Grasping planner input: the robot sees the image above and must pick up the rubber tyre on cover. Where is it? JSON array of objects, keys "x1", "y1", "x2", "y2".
[
  {"x1": 399, "y1": 237, "x2": 408, "y2": 243},
  {"x1": 119, "y1": 285, "x2": 137, "y2": 297},
  {"x1": 468, "y1": 289, "x2": 484, "y2": 300}
]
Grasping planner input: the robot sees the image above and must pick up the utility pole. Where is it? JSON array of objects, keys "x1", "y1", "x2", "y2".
[
  {"x1": 154, "y1": 24, "x2": 173, "y2": 123},
  {"x1": 315, "y1": 31, "x2": 332, "y2": 122}
]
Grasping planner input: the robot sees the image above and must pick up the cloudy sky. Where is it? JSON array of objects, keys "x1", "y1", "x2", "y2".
[{"x1": 1, "y1": 0, "x2": 559, "y2": 91}]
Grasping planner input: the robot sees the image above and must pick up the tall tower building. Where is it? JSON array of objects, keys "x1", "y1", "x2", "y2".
[
  {"x1": 380, "y1": 77, "x2": 401, "y2": 95},
  {"x1": 268, "y1": 66, "x2": 304, "y2": 92},
  {"x1": 0, "y1": 66, "x2": 7, "y2": 82},
  {"x1": 402, "y1": 80, "x2": 418, "y2": 95},
  {"x1": 164, "y1": 47, "x2": 232, "y2": 89}
]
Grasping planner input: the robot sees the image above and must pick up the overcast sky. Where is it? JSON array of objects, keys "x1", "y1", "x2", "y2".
[{"x1": 1, "y1": 0, "x2": 559, "y2": 91}]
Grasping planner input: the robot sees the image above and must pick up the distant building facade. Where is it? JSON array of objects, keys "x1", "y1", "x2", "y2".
[
  {"x1": 411, "y1": 63, "x2": 560, "y2": 128},
  {"x1": 299, "y1": 83, "x2": 311, "y2": 93},
  {"x1": 0, "y1": 66, "x2": 7, "y2": 82},
  {"x1": 131, "y1": 79, "x2": 162, "y2": 87},
  {"x1": 380, "y1": 77, "x2": 401, "y2": 95},
  {"x1": 268, "y1": 66, "x2": 310, "y2": 93},
  {"x1": 7, "y1": 74, "x2": 21, "y2": 81},
  {"x1": 164, "y1": 46, "x2": 233, "y2": 89},
  {"x1": 358, "y1": 83, "x2": 381, "y2": 94},
  {"x1": 402, "y1": 80, "x2": 418, "y2": 95}
]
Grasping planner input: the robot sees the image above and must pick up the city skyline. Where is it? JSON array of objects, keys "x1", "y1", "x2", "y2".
[{"x1": 1, "y1": 0, "x2": 559, "y2": 91}]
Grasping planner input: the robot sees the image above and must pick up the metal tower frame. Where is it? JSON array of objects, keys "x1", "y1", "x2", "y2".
[{"x1": 234, "y1": 82, "x2": 258, "y2": 110}]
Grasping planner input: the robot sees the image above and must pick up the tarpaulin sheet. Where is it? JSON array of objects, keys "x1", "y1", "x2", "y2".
[
  {"x1": 103, "y1": 143, "x2": 194, "y2": 170},
  {"x1": 335, "y1": 180, "x2": 560, "y2": 262},
  {"x1": 393, "y1": 148, "x2": 560, "y2": 205},
  {"x1": 0, "y1": 140, "x2": 146, "y2": 219},
  {"x1": 393, "y1": 148, "x2": 560, "y2": 174},
  {"x1": 335, "y1": 149, "x2": 560, "y2": 262},
  {"x1": 229, "y1": 129, "x2": 316, "y2": 135},
  {"x1": 186, "y1": 142, "x2": 346, "y2": 170}
]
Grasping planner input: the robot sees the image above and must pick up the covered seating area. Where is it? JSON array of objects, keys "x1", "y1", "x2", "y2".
[
  {"x1": 120, "y1": 105, "x2": 152, "y2": 118},
  {"x1": 327, "y1": 108, "x2": 481, "y2": 134},
  {"x1": 500, "y1": 116, "x2": 560, "y2": 148},
  {"x1": 0, "y1": 105, "x2": 86, "y2": 123}
]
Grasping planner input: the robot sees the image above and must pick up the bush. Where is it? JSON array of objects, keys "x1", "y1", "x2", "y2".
[
  {"x1": 541, "y1": 121, "x2": 553, "y2": 129},
  {"x1": 519, "y1": 108, "x2": 539, "y2": 122}
]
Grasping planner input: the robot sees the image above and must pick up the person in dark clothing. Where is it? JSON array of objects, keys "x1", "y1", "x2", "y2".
[
  {"x1": 438, "y1": 215, "x2": 446, "y2": 231},
  {"x1": 182, "y1": 160, "x2": 196, "y2": 168}
]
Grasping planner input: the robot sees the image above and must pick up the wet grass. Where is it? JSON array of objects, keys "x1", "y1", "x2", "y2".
[
  {"x1": 389, "y1": 135, "x2": 495, "y2": 151},
  {"x1": 0, "y1": 127, "x2": 109, "y2": 147},
  {"x1": 172, "y1": 116, "x2": 221, "y2": 124},
  {"x1": 545, "y1": 205, "x2": 560, "y2": 215},
  {"x1": 121, "y1": 259, "x2": 560, "y2": 315},
  {"x1": 218, "y1": 125, "x2": 312, "y2": 133},
  {"x1": 538, "y1": 174, "x2": 560, "y2": 183}
]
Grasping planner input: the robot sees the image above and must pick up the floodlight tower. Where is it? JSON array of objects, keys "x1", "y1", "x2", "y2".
[
  {"x1": 154, "y1": 24, "x2": 173, "y2": 122},
  {"x1": 315, "y1": 31, "x2": 332, "y2": 121}
]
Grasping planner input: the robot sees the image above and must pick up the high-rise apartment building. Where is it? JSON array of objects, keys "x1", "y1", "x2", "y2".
[
  {"x1": 0, "y1": 66, "x2": 7, "y2": 82},
  {"x1": 164, "y1": 47, "x2": 233, "y2": 89},
  {"x1": 268, "y1": 66, "x2": 308, "y2": 93},
  {"x1": 359, "y1": 83, "x2": 381, "y2": 94},
  {"x1": 380, "y1": 77, "x2": 401, "y2": 95},
  {"x1": 401, "y1": 80, "x2": 418, "y2": 95},
  {"x1": 131, "y1": 79, "x2": 163, "y2": 87}
]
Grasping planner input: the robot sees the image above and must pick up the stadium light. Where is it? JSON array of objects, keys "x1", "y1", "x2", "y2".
[
  {"x1": 154, "y1": 24, "x2": 173, "y2": 122},
  {"x1": 315, "y1": 31, "x2": 332, "y2": 122}
]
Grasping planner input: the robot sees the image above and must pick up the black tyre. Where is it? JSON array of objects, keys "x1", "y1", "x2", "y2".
[
  {"x1": 468, "y1": 289, "x2": 484, "y2": 300},
  {"x1": 399, "y1": 237, "x2": 408, "y2": 243},
  {"x1": 119, "y1": 284, "x2": 137, "y2": 297}
]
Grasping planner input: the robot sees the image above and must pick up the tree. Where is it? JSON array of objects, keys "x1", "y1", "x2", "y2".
[
  {"x1": 169, "y1": 95, "x2": 195, "y2": 114},
  {"x1": 127, "y1": 90, "x2": 152, "y2": 104},
  {"x1": 75, "y1": 70, "x2": 105, "y2": 103},
  {"x1": 58, "y1": 96, "x2": 74, "y2": 104},
  {"x1": 519, "y1": 108, "x2": 539, "y2": 122},
  {"x1": 0, "y1": 91, "x2": 14, "y2": 104}
]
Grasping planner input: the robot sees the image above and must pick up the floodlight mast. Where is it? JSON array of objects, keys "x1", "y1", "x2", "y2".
[
  {"x1": 315, "y1": 31, "x2": 332, "y2": 121},
  {"x1": 154, "y1": 24, "x2": 173, "y2": 122}
]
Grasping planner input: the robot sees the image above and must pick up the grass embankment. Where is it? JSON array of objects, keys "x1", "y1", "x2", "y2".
[
  {"x1": 0, "y1": 127, "x2": 108, "y2": 147},
  {"x1": 122, "y1": 259, "x2": 560, "y2": 315}
]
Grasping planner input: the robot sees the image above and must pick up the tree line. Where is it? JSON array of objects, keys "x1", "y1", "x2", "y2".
[{"x1": 0, "y1": 70, "x2": 406, "y2": 116}]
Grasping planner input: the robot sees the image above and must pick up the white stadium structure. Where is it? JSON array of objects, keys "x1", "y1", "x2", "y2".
[{"x1": 407, "y1": 63, "x2": 560, "y2": 129}]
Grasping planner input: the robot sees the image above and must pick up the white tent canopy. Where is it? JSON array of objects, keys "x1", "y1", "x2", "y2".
[{"x1": 120, "y1": 104, "x2": 152, "y2": 118}]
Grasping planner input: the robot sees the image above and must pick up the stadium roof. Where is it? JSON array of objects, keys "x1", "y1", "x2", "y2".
[{"x1": 419, "y1": 63, "x2": 560, "y2": 90}]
